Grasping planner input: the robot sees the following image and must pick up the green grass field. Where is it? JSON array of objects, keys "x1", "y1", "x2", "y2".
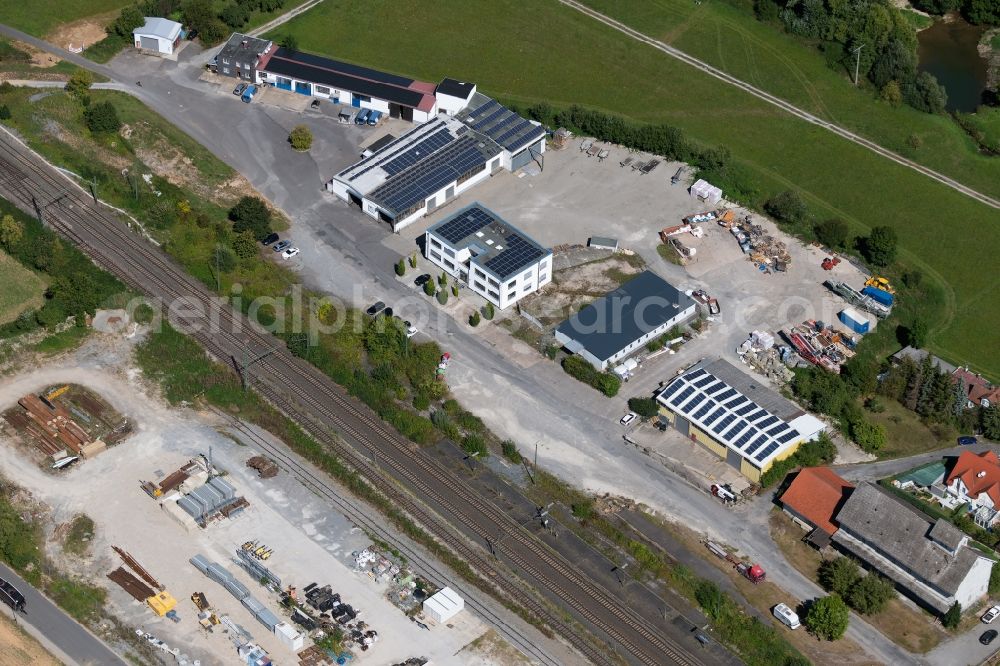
[
  {"x1": 0, "y1": 0, "x2": 127, "y2": 37},
  {"x1": 268, "y1": 0, "x2": 1000, "y2": 379},
  {"x1": 579, "y1": 0, "x2": 1000, "y2": 201},
  {"x1": 0, "y1": 250, "x2": 46, "y2": 325}
]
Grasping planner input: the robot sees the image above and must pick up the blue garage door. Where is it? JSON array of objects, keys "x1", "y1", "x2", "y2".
[
  {"x1": 351, "y1": 94, "x2": 362, "y2": 108},
  {"x1": 294, "y1": 81, "x2": 311, "y2": 96},
  {"x1": 275, "y1": 77, "x2": 292, "y2": 91}
]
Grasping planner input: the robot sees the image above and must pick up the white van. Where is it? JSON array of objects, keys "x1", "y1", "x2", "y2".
[{"x1": 772, "y1": 603, "x2": 801, "y2": 629}]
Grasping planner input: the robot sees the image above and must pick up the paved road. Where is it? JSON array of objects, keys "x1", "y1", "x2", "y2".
[
  {"x1": 0, "y1": 563, "x2": 126, "y2": 666},
  {"x1": 559, "y1": 0, "x2": 1000, "y2": 211}
]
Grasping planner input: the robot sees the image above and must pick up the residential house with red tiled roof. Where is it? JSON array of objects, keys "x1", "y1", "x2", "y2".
[
  {"x1": 952, "y1": 367, "x2": 999, "y2": 409},
  {"x1": 779, "y1": 467, "x2": 854, "y2": 548},
  {"x1": 945, "y1": 450, "x2": 1000, "y2": 527}
]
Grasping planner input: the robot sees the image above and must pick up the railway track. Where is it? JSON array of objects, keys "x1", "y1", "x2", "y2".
[
  {"x1": 213, "y1": 410, "x2": 562, "y2": 666},
  {"x1": 0, "y1": 129, "x2": 708, "y2": 666}
]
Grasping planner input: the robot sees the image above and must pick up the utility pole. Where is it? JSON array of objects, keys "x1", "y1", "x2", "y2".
[
  {"x1": 853, "y1": 44, "x2": 865, "y2": 87},
  {"x1": 232, "y1": 340, "x2": 279, "y2": 392}
]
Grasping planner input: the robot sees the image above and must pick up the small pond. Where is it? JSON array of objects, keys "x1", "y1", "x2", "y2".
[{"x1": 917, "y1": 14, "x2": 989, "y2": 112}]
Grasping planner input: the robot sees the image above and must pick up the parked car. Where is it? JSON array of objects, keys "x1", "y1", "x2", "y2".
[
  {"x1": 310, "y1": 99, "x2": 321, "y2": 109},
  {"x1": 414, "y1": 273, "x2": 432, "y2": 287},
  {"x1": 982, "y1": 605, "x2": 1000, "y2": 624},
  {"x1": 367, "y1": 110, "x2": 382, "y2": 125},
  {"x1": 405, "y1": 322, "x2": 418, "y2": 338},
  {"x1": 355, "y1": 109, "x2": 371, "y2": 125},
  {"x1": 382, "y1": 307, "x2": 393, "y2": 318},
  {"x1": 273, "y1": 240, "x2": 292, "y2": 252},
  {"x1": 982, "y1": 630, "x2": 998, "y2": 645},
  {"x1": 620, "y1": 412, "x2": 638, "y2": 427},
  {"x1": 262, "y1": 233, "x2": 279, "y2": 246},
  {"x1": 233, "y1": 83, "x2": 247, "y2": 96},
  {"x1": 365, "y1": 301, "x2": 386, "y2": 317},
  {"x1": 772, "y1": 603, "x2": 801, "y2": 630},
  {"x1": 281, "y1": 247, "x2": 299, "y2": 259},
  {"x1": 958, "y1": 436, "x2": 978, "y2": 446}
]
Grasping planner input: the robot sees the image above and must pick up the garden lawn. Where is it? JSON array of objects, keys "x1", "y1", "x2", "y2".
[
  {"x1": 267, "y1": 0, "x2": 1000, "y2": 379},
  {"x1": 866, "y1": 400, "x2": 958, "y2": 459},
  {"x1": 0, "y1": 1, "x2": 127, "y2": 38},
  {"x1": 0, "y1": 250, "x2": 46, "y2": 325}
]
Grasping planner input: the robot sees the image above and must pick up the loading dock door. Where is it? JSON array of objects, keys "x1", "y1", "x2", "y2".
[
  {"x1": 139, "y1": 36, "x2": 159, "y2": 51},
  {"x1": 295, "y1": 81, "x2": 311, "y2": 96},
  {"x1": 674, "y1": 415, "x2": 689, "y2": 437},
  {"x1": 510, "y1": 148, "x2": 532, "y2": 172},
  {"x1": 348, "y1": 192, "x2": 363, "y2": 207},
  {"x1": 726, "y1": 448, "x2": 742, "y2": 470},
  {"x1": 445, "y1": 186, "x2": 455, "y2": 201}
]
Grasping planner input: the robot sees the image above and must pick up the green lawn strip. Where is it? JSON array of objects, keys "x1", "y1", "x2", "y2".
[
  {"x1": 264, "y1": 0, "x2": 999, "y2": 377},
  {"x1": 0, "y1": 250, "x2": 46, "y2": 325},
  {"x1": 866, "y1": 400, "x2": 958, "y2": 459},
  {"x1": 0, "y1": 1, "x2": 127, "y2": 38},
  {"x1": 32, "y1": 326, "x2": 91, "y2": 354},
  {"x1": 578, "y1": 0, "x2": 1000, "y2": 200}
]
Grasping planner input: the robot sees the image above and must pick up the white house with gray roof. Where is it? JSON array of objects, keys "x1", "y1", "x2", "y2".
[
  {"x1": 425, "y1": 203, "x2": 551, "y2": 310},
  {"x1": 832, "y1": 483, "x2": 991, "y2": 614}
]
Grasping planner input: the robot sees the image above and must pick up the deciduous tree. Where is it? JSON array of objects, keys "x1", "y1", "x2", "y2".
[{"x1": 805, "y1": 595, "x2": 850, "y2": 640}]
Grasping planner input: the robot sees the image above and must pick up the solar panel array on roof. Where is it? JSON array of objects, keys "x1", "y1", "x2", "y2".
[
  {"x1": 693, "y1": 401, "x2": 715, "y2": 420},
  {"x1": 434, "y1": 205, "x2": 495, "y2": 244},
  {"x1": 382, "y1": 129, "x2": 455, "y2": 176},
  {"x1": 277, "y1": 49, "x2": 416, "y2": 88},
  {"x1": 484, "y1": 235, "x2": 544, "y2": 279},
  {"x1": 657, "y1": 363, "x2": 805, "y2": 467},
  {"x1": 755, "y1": 442, "x2": 780, "y2": 462},
  {"x1": 705, "y1": 381, "x2": 727, "y2": 395},
  {"x1": 671, "y1": 385, "x2": 695, "y2": 407},
  {"x1": 715, "y1": 388, "x2": 738, "y2": 403},
  {"x1": 684, "y1": 393, "x2": 706, "y2": 411},
  {"x1": 462, "y1": 98, "x2": 544, "y2": 151},
  {"x1": 661, "y1": 380, "x2": 686, "y2": 400},
  {"x1": 694, "y1": 375, "x2": 715, "y2": 388},
  {"x1": 368, "y1": 137, "x2": 498, "y2": 216}
]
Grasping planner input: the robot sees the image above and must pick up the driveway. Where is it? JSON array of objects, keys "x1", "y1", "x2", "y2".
[{"x1": 0, "y1": 31, "x2": 927, "y2": 665}]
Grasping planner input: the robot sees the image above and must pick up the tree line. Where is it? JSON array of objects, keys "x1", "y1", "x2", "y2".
[
  {"x1": 108, "y1": 0, "x2": 286, "y2": 48},
  {"x1": 754, "y1": 0, "x2": 950, "y2": 113}
]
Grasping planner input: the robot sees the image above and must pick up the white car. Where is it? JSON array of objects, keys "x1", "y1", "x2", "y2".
[
  {"x1": 281, "y1": 247, "x2": 300, "y2": 259},
  {"x1": 619, "y1": 412, "x2": 638, "y2": 427},
  {"x1": 406, "y1": 325, "x2": 418, "y2": 339},
  {"x1": 982, "y1": 605, "x2": 1000, "y2": 624}
]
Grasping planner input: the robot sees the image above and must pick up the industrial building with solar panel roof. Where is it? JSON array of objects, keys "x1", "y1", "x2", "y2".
[
  {"x1": 425, "y1": 203, "x2": 552, "y2": 310},
  {"x1": 326, "y1": 85, "x2": 546, "y2": 232},
  {"x1": 655, "y1": 358, "x2": 826, "y2": 482}
]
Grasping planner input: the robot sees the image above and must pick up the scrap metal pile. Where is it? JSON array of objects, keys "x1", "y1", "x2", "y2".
[
  {"x1": 729, "y1": 214, "x2": 791, "y2": 272},
  {"x1": 782, "y1": 320, "x2": 856, "y2": 374},
  {"x1": 247, "y1": 455, "x2": 279, "y2": 479}
]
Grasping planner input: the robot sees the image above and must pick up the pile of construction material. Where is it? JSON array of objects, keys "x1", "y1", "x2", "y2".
[
  {"x1": 190, "y1": 554, "x2": 304, "y2": 652},
  {"x1": 729, "y1": 215, "x2": 791, "y2": 271},
  {"x1": 247, "y1": 455, "x2": 279, "y2": 479},
  {"x1": 782, "y1": 320, "x2": 856, "y2": 374},
  {"x1": 176, "y1": 475, "x2": 249, "y2": 526},
  {"x1": 106, "y1": 546, "x2": 178, "y2": 620},
  {"x1": 736, "y1": 331, "x2": 796, "y2": 383},
  {"x1": 10, "y1": 393, "x2": 102, "y2": 459},
  {"x1": 141, "y1": 459, "x2": 207, "y2": 498}
]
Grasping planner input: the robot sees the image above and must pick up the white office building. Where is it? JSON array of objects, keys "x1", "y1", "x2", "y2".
[{"x1": 425, "y1": 203, "x2": 551, "y2": 310}]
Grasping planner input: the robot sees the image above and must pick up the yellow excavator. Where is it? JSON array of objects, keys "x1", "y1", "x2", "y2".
[{"x1": 864, "y1": 276, "x2": 895, "y2": 295}]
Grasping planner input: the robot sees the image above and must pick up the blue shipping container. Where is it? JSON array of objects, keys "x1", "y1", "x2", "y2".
[
  {"x1": 839, "y1": 308, "x2": 870, "y2": 334},
  {"x1": 861, "y1": 286, "x2": 894, "y2": 307}
]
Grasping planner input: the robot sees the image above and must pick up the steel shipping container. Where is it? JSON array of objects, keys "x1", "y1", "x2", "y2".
[
  {"x1": 838, "y1": 308, "x2": 871, "y2": 334},
  {"x1": 861, "y1": 286, "x2": 894, "y2": 307}
]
